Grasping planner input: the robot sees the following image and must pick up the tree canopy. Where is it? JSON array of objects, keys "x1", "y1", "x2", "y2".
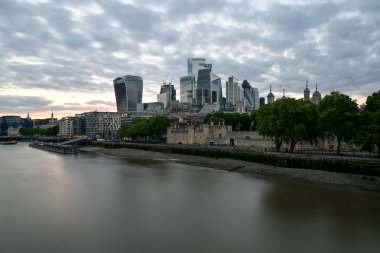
[
  {"x1": 318, "y1": 91, "x2": 359, "y2": 154},
  {"x1": 256, "y1": 98, "x2": 319, "y2": 152},
  {"x1": 355, "y1": 90, "x2": 380, "y2": 153},
  {"x1": 365, "y1": 90, "x2": 380, "y2": 113},
  {"x1": 119, "y1": 115, "x2": 170, "y2": 142},
  {"x1": 19, "y1": 125, "x2": 59, "y2": 137},
  {"x1": 203, "y1": 111, "x2": 255, "y2": 131}
]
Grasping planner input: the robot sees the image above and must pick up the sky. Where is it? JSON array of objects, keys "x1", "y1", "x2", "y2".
[{"x1": 0, "y1": 0, "x2": 379, "y2": 119}]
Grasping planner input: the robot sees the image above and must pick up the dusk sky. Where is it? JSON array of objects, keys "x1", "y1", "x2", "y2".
[{"x1": 0, "y1": 0, "x2": 379, "y2": 119}]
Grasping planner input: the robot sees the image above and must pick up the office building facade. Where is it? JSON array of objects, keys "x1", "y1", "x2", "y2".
[
  {"x1": 180, "y1": 75, "x2": 195, "y2": 104},
  {"x1": 195, "y1": 69, "x2": 222, "y2": 106},
  {"x1": 113, "y1": 75, "x2": 143, "y2": 113},
  {"x1": 226, "y1": 76, "x2": 243, "y2": 106}
]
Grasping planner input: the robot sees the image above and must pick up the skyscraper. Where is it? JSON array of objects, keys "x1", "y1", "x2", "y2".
[
  {"x1": 113, "y1": 75, "x2": 143, "y2": 113},
  {"x1": 226, "y1": 76, "x2": 243, "y2": 106},
  {"x1": 195, "y1": 69, "x2": 222, "y2": 106},
  {"x1": 180, "y1": 76, "x2": 195, "y2": 103},
  {"x1": 157, "y1": 83, "x2": 176, "y2": 109},
  {"x1": 242, "y1": 80, "x2": 254, "y2": 110},
  {"x1": 183, "y1": 58, "x2": 212, "y2": 103}
]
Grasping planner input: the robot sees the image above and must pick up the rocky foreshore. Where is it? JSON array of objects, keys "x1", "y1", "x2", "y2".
[{"x1": 80, "y1": 146, "x2": 380, "y2": 193}]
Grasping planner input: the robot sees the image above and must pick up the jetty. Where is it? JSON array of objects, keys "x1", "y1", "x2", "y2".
[{"x1": 29, "y1": 141, "x2": 77, "y2": 154}]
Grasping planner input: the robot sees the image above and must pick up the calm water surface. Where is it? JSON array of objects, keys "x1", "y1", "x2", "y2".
[{"x1": 1, "y1": 143, "x2": 380, "y2": 253}]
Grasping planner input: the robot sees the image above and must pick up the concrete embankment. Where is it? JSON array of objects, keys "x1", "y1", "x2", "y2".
[{"x1": 81, "y1": 146, "x2": 380, "y2": 193}]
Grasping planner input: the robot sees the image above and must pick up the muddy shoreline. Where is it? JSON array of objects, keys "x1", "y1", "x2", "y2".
[{"x1": 81, "y1": 147, "x2": 380, "y2": 193}]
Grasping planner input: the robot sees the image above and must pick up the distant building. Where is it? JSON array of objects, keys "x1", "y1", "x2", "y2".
[
  {"x1": 226, "y1": 76, "x2": 243, "y2": 106},
  {"x1": 242, "y1": 80, "x2": 254, "y2": 111},
  {"x1": 33, "y1": 112, "x2": 58, "y2": 129},
  {"x1": 187, "y1": 58, "x2": 212, "y2": 81},
  {"x1": 180, "y1": 75, "x2": 195, "y2": 104},
  {"x1": 259, "y1": 97, "x2": 265, "y2": 106},
  {"x1": 267, "y1": 86, "x2": 275, "y2": 104},
  {"x1": 167, "y1": 123, "x2": 232, "y2": 145},
  {"x1": 195, "y1": 69, "x2": 222, "y2": 106},
  {"x1": 7, "y1": 126, "x2": 21, "y2": 137},
  {"x1": 77, "y1": 111, "x2": 120, "y2": 139},
  {"x1": 252, "y1": 87, "x2": 260, "y2": 110},
  {"x1": 304, "y1": 80, "x2": 310, "y2": 101},
  {"x1": 312, "y1": 84, "x2": 322, "y2": 104},
  {"x1": 186, "y1": 58, "x2": 212, "y2": 103},
  {"x1": 136, "y1": 102, "x2": 164, "y2": 113},
  {"x1": 157, "y1": 83, "x2": 176, "y2": 111},
  {"x1": 198, "y1": 103, "x2": 221, "y2": 115},
  {"x1": 113, "y1": 75, "x2": 143, "y2": 112},
  {"x1": 58, "y1": 116, "x2": 85, "y2": 137},
  {"x1": 1, "y1": 115, "x2": 21, "y2": 136}
]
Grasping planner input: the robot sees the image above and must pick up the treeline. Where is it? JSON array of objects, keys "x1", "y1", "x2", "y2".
[
  {"x1": 119, "y1": 115, "x2": 170, "y2": 142},
  {"x1": 19, "y1": 125, "x2": 59, "y2": 137},
  {"x1": 203, "y1": 111, "x2": 256, "y2": 131},
  {"x1": 205, "y1": 90, "x2": 380, "y2": 154}
]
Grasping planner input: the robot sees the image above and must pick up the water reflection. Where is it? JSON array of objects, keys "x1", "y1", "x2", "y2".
[{"x1": 0, "y1": 143, "x2": 380, "y2": 253}]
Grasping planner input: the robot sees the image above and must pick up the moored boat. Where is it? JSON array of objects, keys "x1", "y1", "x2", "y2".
[{"x1": 0, "y1": 140, "x2": 18, "y2": 145}]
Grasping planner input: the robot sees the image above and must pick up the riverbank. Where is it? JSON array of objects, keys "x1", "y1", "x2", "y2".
[{"x1": 81, "y1": 147, "x2": 380, "y2": 193}]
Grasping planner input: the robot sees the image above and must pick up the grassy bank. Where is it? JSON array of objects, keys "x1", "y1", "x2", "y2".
[{"x1": 90, "y1": 141, "x2": 380, "y2": 177}]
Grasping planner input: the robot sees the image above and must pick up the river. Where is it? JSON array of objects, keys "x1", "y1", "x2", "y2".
[{"x1": 1, "y1": 143, "x2": 380, "y2": 253}]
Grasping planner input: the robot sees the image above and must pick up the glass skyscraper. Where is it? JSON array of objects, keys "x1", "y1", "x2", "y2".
[
  {"x1": 113, "y1": 75, "x2": 143, "y2": 113},
  {"x1": 196, "y1": 69, "x2": 222, "y2": 106},
  {"x1": 226, "y1": 76, "x2": 243, "y2": 106},
  {"x1": 180, "y1": 75, "x2": 195, "y2": 103}
]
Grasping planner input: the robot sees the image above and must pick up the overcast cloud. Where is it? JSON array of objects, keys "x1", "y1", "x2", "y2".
[{"x1": 0, "y1": 0, "x2": 379, "y2": 117}]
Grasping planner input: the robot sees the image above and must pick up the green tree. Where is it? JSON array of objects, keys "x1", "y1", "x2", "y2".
[
  {"x1": 355, "y1": 91, "x2": 380, "y2": 153},
  {"x1": 119, "y1": 115, "x2": 170, "y2": 142},
  {"x1": 239, "y1": 113, "x2": 252, "y2": 131},
  {"x1": 365, "y1": 90, "x2": 380, "y2": 113},
  {"x1": 206, "y1": 116, "x2": 224, "y2": 125},
  {"x1": 355, "y1": 111, "x2": 380, "y2": 153},
  {"x1": 147, "y1": 115, "x2": 171, "y2": 141},
  {"x1": 256, "y1": 99, "x2": 319, "y2": 152},
  {"x1": 257, "y1": 103, "x2": 283, "y2": 151},
  {"x1": 318, "y1": 91, "x2": 359, "y2": 154}
]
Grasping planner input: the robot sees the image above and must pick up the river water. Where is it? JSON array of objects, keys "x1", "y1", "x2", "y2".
[{"x1": 1, "y1": 143, "x2": 380, "y2": 253}]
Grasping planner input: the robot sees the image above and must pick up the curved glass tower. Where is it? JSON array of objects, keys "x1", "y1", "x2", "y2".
[{"x1": 113, "y1": 75, "x2": 143, "y2": 113}]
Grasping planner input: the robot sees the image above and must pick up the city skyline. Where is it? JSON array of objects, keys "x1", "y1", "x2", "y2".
[{"x1": 1, "y1": 0, "x2": 379, "y2": 118}]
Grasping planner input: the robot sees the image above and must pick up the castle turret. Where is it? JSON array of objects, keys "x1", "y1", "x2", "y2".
[
  {"x1": 304, "y1": 79, "x2": 310, "y2": 101},
  {"x1": 267, "y1": 85, "x2": 275, "y2": 104},
  {"x1": 312, "y1": 83, "x2": 321, "y2": 104}
]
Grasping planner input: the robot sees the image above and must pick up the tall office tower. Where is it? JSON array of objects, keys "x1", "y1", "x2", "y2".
[
  {"x1": 186, "y1": 58, "x2": 212, "y2": 101},
  {"x1": 226, "y1": 76, "x2": 243, "y2": 106},
  {"x1": 157, "y1": 83, "x2": 176, "y2": 109},
  {"x1": 180, "y1": 76, "x2": 195, "y2": 103},
  {"x1": 252, "y1": 87, "x2": 260, "y2": 110},
  {"x1": 259, "y1": 97, "x2": 265, "y2": 106},
  {"x1": 242, "y1": 80, "x2": 254, "y2": 110},
  {"x1": 195, "y1": 69, "x2": 222, "y2": 106},
  {"x1": 113, "y1": 75, "x2": 143, "y2": 113},
  {"x1": 187, "y1": 58, "x2": 212, "y2": 77}
]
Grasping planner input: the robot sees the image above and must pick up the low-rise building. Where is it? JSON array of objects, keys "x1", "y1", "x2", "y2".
[{"x1": 167, "y1": 123, "x2": 232, "y2": 145}]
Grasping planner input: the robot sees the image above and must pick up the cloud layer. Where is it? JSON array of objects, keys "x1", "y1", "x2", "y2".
[{"x1": 0, "y1": 0, "x2": 379, "y2": 117}]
